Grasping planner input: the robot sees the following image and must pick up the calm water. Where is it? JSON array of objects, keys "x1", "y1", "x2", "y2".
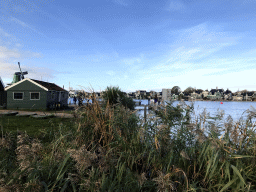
[
  {"x1": 68, "y1": 98, "x2": 256, "y2": 122},
  {"x1": 134, "y1": 99, "x2": 256, "y2": 122}
]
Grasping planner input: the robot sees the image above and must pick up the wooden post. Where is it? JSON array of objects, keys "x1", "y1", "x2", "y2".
[{"x1": 144, "y1": 105, "x2": 147, "y2": 123}]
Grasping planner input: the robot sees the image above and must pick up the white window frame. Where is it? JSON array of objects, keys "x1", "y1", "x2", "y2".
[
  {"x1": 30, "y1": 92, "x2": 40, "y2": 100},
  {"x1": 13, "y1": 92, "x2": 24, "y2": 100}
]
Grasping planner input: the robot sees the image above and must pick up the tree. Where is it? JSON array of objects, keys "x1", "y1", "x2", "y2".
[
  {"x1": 183, "y1": 86, "x2": 195, "y2": 95},
  {"x1": 171, "y1": 86, "x2": 181, "y2": 95}
]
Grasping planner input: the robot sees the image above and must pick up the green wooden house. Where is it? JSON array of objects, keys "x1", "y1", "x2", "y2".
[{"x1": 5, "y1": 78, "x2": 68, "y2": 109}]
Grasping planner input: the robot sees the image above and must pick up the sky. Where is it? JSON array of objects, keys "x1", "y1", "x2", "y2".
[{"x1": 1, "y1": 0, "x2": 256, "y2": 93}]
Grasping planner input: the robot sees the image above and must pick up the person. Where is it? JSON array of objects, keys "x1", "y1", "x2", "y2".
[
  {"x1": 148, "y1": 97, "x2": 150, "y2": 105},
  {"x1": 154, "y1": 95, "x2": 158, "y2": 104},
  {"x1": 73, "y1": 96, "x2": 77, "y2": 105}
]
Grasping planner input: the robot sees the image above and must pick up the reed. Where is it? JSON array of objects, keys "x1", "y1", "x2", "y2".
[{"x1": 0, "y1": 90, "x2": 256, "y2": 191}]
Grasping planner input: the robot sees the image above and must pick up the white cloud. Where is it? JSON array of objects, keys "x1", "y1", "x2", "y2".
[
  {"x1": 0, "y1": 28, "x2": 11, "y2": 37},
  {"x1": 106, "y1": 70, "x2": 115, "y2": 76},
  {"x1": 0, "y1": 29, "x2": 55, "y2": 84},
  {"x1": 0, "y1": 60, "x2": 57, "y2": 84},
  {"x1": 0, "y1": 46, "x2": 21, "y2": 59},
  {"x1": 10, "y1": 17, "x2": 45, "y2": 36},
  {"x1": 123, "y1": 54, "x2": 144, "y2": 65},
  {"x1": 164, "y1": 23, "x2": 238, "y2": 64}
]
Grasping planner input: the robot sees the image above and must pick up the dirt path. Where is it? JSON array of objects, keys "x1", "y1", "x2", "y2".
[{"x1": 0, "y1": 110, "x2": 74, "y2": 118}]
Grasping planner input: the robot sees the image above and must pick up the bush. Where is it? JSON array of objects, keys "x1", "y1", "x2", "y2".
[{"x1": 102, "y1": 86, "x2": 135, "y2": 110}]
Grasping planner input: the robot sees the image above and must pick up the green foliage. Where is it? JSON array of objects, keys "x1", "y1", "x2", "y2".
[
  {"x1": 1, "y1": 95, "x2": 256, "y2": 191},
  {"x1": 184, "y1": 86, "x2": 195, "y2": 95},
  {"x1": 102, "y1": 86, "x2": 135, "y2": 110},
  {"x1": 171, "y1": 86, "x2": 181, "y2": 95}
]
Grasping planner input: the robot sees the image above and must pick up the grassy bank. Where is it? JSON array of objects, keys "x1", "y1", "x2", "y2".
[
  {"x1": 0, "y1": 115, "x2": 76, "y2": 136},
  {"x1": 0, "y1": 96, "x2": 256, "y2": 191}
]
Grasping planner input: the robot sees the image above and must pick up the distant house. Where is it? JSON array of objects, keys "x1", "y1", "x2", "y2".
[
  {"x1": 232, "y1": 91, "x2": 243, "y2": 101},
  {"x1": 207, "y1": 87, "x2": 224, "y2": 100},
  {"x1": 223, "y1": 89, "x2": 232, "y2": 100},
  {"x1": 162, "y1": 89, "x2": 172, "y2": 101},
  {"x1": 157, "y1": 92, "x2": 162, "y2": 100},
  {"x1": 251, "y1": 92, "x2": 256, "y2": 101},
  {"x1": 157, "y1": 92, "x2": 162, "y2": 96},
  {"x1": 69, "y1": 90, "x2": 77, "y2": 98},
  {"x1": 202, "y1": 90, "x2": 209, "y2": 98},
  {"x1": 240, "y1": 91, "x2": 254, "y2": 101},
  {"x1": 128, "y1": 92, "x2": 136, "y2": 98},
  {"x1": 5, "y1": 78, "x2": 68, "y2": 109},
  {"x1": 191, "y1": 89, "x2": 203, "y2": 99},
  {"x1": 150, "y1": 91, "x2": 156, "y2": 98},
  {"x1": 95, "y1": 92, "x2": 101, "y2": 97},
  {"x1": 136, "y1": 90, "x2": 146, "y2": 98},
  {"x1": 0, "y1": 77, "x2": 7, "y2": 107}
]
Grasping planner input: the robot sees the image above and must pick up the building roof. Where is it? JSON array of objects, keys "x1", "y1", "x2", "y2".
[
  {"x1": 5, "y1": 78, "x2": 67, "y2": 92},
  {"x1": 224, "y1": 89, "x2": 232, "y2": 94},
  {"x1": 195, "y1": 89, "x2": 203, "y2": 94},
  {"x1": 31, "y1": 79, "x2": 67, "y2": 92}
]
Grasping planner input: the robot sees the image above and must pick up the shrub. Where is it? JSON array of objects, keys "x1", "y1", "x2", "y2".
[{"x1": 102, "y1": 86, "x2": 135, "y2": 110}]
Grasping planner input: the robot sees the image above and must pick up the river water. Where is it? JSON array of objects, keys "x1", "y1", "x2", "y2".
[
  {"x1": 68, "y1": 98, "x2": 256, "y2": 122},
  {"x1": 134, "y1": 99, "x2": 256, "y2": 122}
]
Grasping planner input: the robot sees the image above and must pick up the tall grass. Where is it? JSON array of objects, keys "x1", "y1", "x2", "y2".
[{"x1": 0, "y1": 92, "x2": 256, "y2": 191}]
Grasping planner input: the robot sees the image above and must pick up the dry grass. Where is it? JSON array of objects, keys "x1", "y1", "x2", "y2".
[{"x1": 1, "y1": 90, "x2": 256, "y2": 191}]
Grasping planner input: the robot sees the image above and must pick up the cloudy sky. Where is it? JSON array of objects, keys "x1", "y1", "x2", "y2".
[{"x1": 0, "y1": 0, "x2": 256, "y2": 92}]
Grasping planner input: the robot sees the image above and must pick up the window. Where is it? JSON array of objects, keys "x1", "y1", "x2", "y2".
[
  {"x1": 51, "y1": 91, "x2": 55, "y2": 99},
  {"x1": 14, "y1": 92, "x2": 23, "y2": 100},
  {"x1": 62, "y1": 92, "x2": 65, "y2": 98},
  {"x1": 30, "y1": 92, "x2": 40, "y2": 100}
]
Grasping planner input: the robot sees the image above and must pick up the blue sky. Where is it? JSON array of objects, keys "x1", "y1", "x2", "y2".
[{"x1": 1, "y1": 0, "x2": 256, "y2": 92}]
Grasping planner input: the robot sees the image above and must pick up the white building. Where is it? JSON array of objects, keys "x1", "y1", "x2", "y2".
[{"x1": 162, "y1": 89, "x2": 172, "y2": 101}]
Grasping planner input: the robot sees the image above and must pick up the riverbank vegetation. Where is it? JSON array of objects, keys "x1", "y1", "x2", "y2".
[{"x1": 1, "y1": 90, "x2": 256, "y2": 191}]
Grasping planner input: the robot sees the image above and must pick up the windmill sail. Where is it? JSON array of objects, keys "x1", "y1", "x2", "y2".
[{"x1": 11, "y1": 62, "x2": 28, "y2": 84}]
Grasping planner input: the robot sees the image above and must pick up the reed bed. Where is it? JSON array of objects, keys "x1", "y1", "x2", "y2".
[{"x1": 0, "y1": 93, "x2": 256, "y2": 191}]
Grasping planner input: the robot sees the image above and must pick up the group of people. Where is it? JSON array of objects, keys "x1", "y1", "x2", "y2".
[
  {"x1": 72, "y1": 96, "x2": 83, "y2": 106},
  {"x1": 72, "y1": 96, "x2": 95, "y2": 107},
  {"x1": 148, "y1": 95, "x2": 161, "y2": 105}
]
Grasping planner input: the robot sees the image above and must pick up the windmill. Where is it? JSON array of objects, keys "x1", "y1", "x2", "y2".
[{"x1": 11, "y1": 62, "x2": 28, "y2": 84}]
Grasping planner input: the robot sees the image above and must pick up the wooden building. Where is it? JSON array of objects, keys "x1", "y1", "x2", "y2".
[{"x1": 5, "y1": 78, "x2": 68, "y2": 109}]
